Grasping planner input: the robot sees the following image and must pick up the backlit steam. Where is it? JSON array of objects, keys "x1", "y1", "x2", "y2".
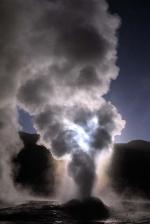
[{"x1": 0, "y1": 0, "x2": 125, "y2": 201}]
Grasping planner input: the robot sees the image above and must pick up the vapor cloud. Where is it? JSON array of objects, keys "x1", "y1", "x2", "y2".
[{"x1": 0, "y1": 0, "x2": 125, "y2": 201}]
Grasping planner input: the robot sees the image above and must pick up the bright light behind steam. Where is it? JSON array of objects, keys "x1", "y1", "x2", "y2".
[
  {"x1": 63, "y1": 116, "x2": 99, "y2": 153},
  {"x1": 0, "y1": 0, "x2": 126, "y2": 201}
]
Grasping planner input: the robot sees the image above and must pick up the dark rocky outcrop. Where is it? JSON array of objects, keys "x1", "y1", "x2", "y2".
[
  {"x1": 62, "y1": 197, "x2": 109, "y2": 220},
  {"x1": 109, "y1": 140, "x2": 150, "y2": 198},
  {"x1": 14, "y1": 132, "x2": 55, "y2": 196}
]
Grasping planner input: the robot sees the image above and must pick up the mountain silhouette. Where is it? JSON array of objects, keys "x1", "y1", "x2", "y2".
[{"x1": 109, "y1": 140, "x2": 150, "y2": 198}]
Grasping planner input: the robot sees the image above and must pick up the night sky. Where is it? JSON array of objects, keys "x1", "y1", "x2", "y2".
[
  {"x1": 19, "y1": 0, "x2": 150, "y2": 143},
  {"x1": 107, "y1": 0, "x2": 150, "y2": 142}
]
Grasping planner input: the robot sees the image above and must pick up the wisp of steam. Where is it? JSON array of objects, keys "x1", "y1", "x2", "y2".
[{"x1": 0, "y1": 0, "x2": 125, "y2": 202}]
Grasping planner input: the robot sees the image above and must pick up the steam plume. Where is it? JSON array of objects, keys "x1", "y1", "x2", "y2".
[{"x1": 0, "y1": 0, "x2": 125, "y2": 200}]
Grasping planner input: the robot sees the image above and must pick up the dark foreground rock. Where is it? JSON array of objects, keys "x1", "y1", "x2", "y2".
[
  {"x1": 61, "y1": 197, "x2": 110, "y2": 220},
  {"x1": 0, "y1": 199, "x2": 109, "y2": 222}
]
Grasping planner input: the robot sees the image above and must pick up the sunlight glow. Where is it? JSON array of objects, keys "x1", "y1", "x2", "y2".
[{"x1": 63, "y1": 116, "x2": 99, "y2": 153}]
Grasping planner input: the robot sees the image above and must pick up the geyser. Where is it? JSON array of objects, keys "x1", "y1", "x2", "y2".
[{"x1": 0, "y1": 0, "x2": 125, "y2": 201}]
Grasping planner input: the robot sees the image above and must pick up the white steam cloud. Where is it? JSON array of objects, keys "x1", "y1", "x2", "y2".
[{"x1": 0, "y1": 0, "x2": 125, "y2": 201}]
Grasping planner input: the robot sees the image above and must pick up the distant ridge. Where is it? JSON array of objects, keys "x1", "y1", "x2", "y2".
[{"x1": 110, "y1": 140, "x2": 150, "y2": 198}]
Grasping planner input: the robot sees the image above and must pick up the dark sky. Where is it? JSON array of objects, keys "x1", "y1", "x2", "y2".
[
  {"x1": 19, "y1": 0, "x2": 150, "y2": 143},
  {"x1": 106, "y1": 0, "x2": 150, "y2": 142}
]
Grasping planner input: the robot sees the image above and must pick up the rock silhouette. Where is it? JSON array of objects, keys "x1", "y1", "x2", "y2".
[
  {"x1": 62, "y1": 197, "x2": 109, "y2": 220},
  {"x1": 110, "y1": 140, "x2": 150, "y2": 198},
  {"x1": 14, "y1": 132, "x2": 55, "y2": 196}
]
